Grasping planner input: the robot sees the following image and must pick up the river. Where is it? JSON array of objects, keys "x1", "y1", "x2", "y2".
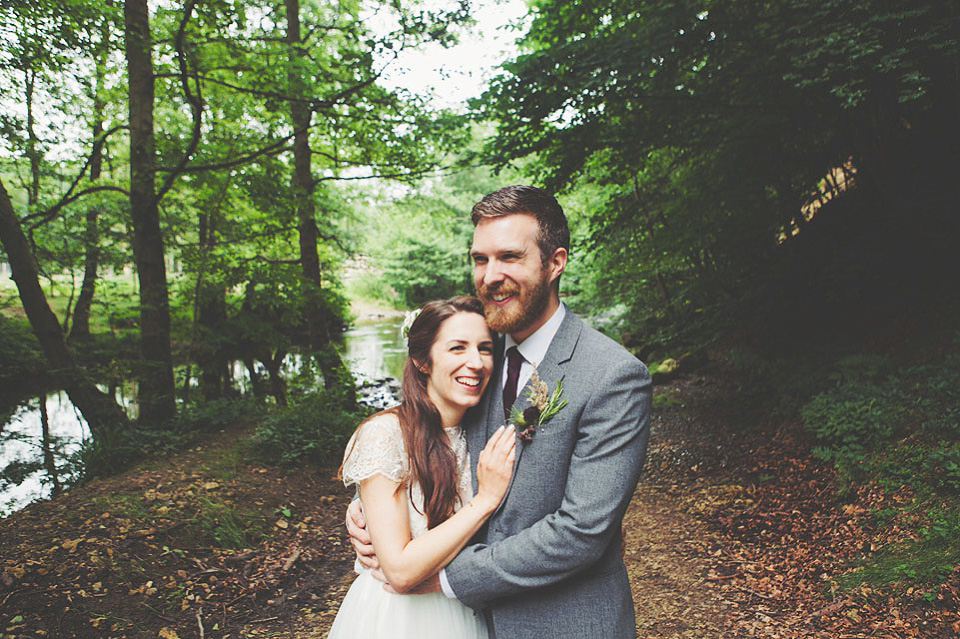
[{"x1": 0, "y1": 314, "x2": 407, "y2": 516}]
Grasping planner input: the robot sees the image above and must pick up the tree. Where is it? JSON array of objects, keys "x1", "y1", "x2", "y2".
[
  {"x1": 70, "y1": 15, "x2": 116, "y2": 341},
  {"x1": 1, "y1": 0, "x2": 477, "y2": 423},
  {"x1": 124, "y1": 0, "x2": 177, "y2": 423},
  {"x1": 0, "y1": 178, "x2": 129, "y2": 433},
  {"x1": 473, "y1": 0, "x2": 960, "y2": 338}
]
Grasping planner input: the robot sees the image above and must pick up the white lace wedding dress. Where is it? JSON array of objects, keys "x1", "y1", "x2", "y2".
[{"x1": 327, "y1": 418, "x2": 487, "y2": 639}]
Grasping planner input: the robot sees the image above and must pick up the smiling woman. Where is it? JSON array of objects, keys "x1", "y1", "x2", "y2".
[
  {"x1": 328, "y1": 296, "x2": 515, "y2": 639},
  {"x1": 424, "y1": 311, "x2": 494, "y2": 428}
]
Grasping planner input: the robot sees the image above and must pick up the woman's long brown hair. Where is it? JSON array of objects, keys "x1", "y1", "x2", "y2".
[{"x1": 347, "y1": 296, "x2": 488, "y2": 530}]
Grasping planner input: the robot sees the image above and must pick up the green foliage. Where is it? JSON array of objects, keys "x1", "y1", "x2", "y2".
[
  {"x1": 78, "y1": 397, "x2": 261, "y2": 481},
  {"x1": 380, "y1": 225, "x2": 472, "y2": 308},
  {"x1": 0, "y1": 314, "x2": 44, "y2": 381},
  {"x1": 352, "y1": 160, "x2": 511, "y2": 308},
  {"x1": 251, "y1": 387, "x2": 371, "y2": 467},
  {"x1": 801, "y1": 353, "x2": 960, "y2": 494},
  {"x1": 191, "y1": 495, "x2": 266, "y2": 550},
  {"x1": 838, "y1": 505, "x2": 960, "y2": 592},
  {"x1": 802, "y1": 381, "x2": 898, "y2": 461},
  {"x1": 652, "y1": 387, "x2": 685, "y2": 410},
  {"x1": 473, "y1": 0, "x2": 960, "y2": 351},
  {"x1": 344, "y1": 270, "x2": 402, "y2": 309}
]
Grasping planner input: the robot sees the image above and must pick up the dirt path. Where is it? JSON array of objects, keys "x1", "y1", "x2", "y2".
[
  {"x1": 2, "y1": 366, "x2": 955, "y2": 638},
  {"x1": 624, "y1": 374, "x2": 750, "y2": 639},
  {"x1": 625, "y1": 482, "x2": 738, "y2": 638}
]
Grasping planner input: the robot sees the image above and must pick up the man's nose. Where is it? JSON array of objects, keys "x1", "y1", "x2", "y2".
[{"x1": 482, "y1": 260, "x2": 505, "y2": 286}]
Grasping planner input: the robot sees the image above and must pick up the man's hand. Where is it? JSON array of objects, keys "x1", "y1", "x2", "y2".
[
  {"x1": 346, "y1": 499, "x2": 379, "y2": 570},
  {"x1": 371, "y1": 569, "x2": 442, "y2": 595}
]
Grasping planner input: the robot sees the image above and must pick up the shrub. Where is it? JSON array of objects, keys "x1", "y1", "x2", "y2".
[
  {"x1": 0, "y1": 315, "x2": 44, "y2": 381},
  {"x1": 801, "y1": 381, "x2": 901, "y2": 462},
  {"x1": 252, "y1": 388, "x2": 371, "y2": 466},
  {"x1": 801, "y1": 353, "x2": 960, "y2": 494}
]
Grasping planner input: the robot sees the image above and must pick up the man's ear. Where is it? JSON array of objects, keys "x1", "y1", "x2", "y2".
[{"x1": 547, "y1": 247, "x2": 567, "y2": 285}]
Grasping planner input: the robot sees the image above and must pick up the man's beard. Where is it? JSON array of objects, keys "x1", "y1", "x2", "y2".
[{"x1": 478, "y1": 271, "x2": 552, "y2": 336}]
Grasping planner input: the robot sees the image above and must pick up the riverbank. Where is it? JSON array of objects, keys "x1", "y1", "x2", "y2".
[
  {"x1": 348, "y1": 297, "x2": 406, "y2": 323},
  {"x1": 1, "y1": 363, "x2": 956, "y2": 638}
]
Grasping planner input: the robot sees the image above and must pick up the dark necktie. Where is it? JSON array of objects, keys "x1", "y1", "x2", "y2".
[{"x1": 503, "y1": 346, "x2": 524, "y2": 419}]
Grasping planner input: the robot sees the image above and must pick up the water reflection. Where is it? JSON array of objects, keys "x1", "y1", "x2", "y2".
[
  {"x1": 341, "y1": 316, "x2": 407, "y2": 383},
  {"x1": 0, "y1": 393, "x2": 88, "y2": 515},
  {"x1": 0, "y1": 314, "x2": 406, "y2": 516}
]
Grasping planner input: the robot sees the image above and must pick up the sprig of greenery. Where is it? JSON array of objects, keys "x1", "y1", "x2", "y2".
[{"x1": 511, "y1": 369, "x2": 567, "y2": 441}]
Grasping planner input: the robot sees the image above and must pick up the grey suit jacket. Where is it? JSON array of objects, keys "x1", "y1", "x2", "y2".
[{"x1": 445, "y1": 308, "x2": 652, "y2": 639}]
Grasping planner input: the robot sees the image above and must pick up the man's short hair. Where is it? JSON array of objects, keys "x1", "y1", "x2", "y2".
[{"x1": 471, "y1": 185, "x2": 570, "y2": 263}]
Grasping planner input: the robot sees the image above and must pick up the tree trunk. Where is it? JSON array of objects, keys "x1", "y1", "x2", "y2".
[
  {"x1": 69, "y1": 206, "x2": 100, "y2": 341},
  {"x1": 125, "y1": 0, "x2": 176, "y2": 424},
  {"x1": 284, "y1": 0, "x2": 354, "y2": 402},
  {"x1": 71, "y1": 24, "x2": 110, "y2": 342},
  {"x1": 244, "y1": 358, "x2": 267, "y2": 400},
  {"x1": 286, "y1": 0, "x2": 324, "y2": 345},
  {"x1": 0, "y1": 178, "x2": 129, "y2": 434},
  {"x1": 192, "y1": 175, "x2": 230, "y2": 401},
  {"x1": 25, "y1": 69, "x2": 41, "y2": 206},
  {"x1": 262, "y1": 349, "x2": 288, "y2": 407}
]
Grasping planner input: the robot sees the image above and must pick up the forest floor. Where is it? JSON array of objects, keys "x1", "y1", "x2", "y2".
[{"x1": 1, "y1": 363, "x2": 957, "y2": 639}]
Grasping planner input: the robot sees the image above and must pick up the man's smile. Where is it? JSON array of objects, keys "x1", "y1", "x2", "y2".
[{"x1": 483, "y1": 286, "x2": 519, "y2": 305}]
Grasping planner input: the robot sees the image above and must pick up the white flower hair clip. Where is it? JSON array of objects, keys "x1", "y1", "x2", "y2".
[{"x1": 401, "y1": 308, "x2": 422, "y2": 348}]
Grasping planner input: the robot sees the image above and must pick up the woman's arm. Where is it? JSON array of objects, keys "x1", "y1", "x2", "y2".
[{"x1": 359, "y1": 424, "x2": 515, "y2": 594}]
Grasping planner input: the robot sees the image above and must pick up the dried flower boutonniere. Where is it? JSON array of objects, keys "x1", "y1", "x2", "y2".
[{"x1": 510, "y1": 367, "x2": 567, "y2": 442}]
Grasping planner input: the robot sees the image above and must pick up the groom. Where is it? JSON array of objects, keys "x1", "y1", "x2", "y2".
[{"x1": 349, "y1": 185, "x2": 651, "y2": 638}]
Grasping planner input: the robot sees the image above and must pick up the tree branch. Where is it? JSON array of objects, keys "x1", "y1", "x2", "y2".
[
  {"x1": 158, "y1": 135, "x2": 294, "y2": 174},
  {"x1": 19, "y1": 124, "x2": 129, "y2": 228},
  {"x1": 155, "y1": 0, "x2": 202, "y2": 202},
  {"x1": 26, "y1": 186, "x2": 130, "y2": 231}
]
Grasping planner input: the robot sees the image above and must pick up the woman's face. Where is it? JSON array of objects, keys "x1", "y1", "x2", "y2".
[{"x1": 424, "y1": 312, "x2": 495, "y2": 419}]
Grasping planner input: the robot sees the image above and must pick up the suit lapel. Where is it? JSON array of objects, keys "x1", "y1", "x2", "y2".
[
  {"x1": 513, "y1": 310, "x2": 582, "y2": 413},
  {"x1": 492, "y1": 312, "x2": 583, "y2": 515}
]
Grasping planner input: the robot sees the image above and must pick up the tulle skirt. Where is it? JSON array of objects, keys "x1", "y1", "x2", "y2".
[{"x1": 327, "y1": 571, "x2": 487, "y2": 639}]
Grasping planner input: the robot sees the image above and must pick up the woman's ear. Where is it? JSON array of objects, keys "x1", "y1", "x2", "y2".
[{"x1": 414, "y1": 359, "x2": 430, "y2": 375}]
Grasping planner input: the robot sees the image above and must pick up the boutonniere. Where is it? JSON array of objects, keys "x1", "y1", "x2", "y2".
[{"x1": 510, "y1": 367, "x2": 567, "y2": 442}]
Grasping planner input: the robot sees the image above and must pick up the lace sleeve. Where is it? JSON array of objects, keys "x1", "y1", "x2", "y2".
[{"x1": 341, "y1": 416, "x2": 408, "y2": 487}]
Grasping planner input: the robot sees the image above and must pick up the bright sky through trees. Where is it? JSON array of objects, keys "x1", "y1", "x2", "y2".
[{"x1": 370, "y1": 0, "x2": 530, "y2": 109}]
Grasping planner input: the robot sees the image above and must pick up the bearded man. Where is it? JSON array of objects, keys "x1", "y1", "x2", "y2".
[{"x1": 349, "y1": 185, "x2": 652, "y2": 639}]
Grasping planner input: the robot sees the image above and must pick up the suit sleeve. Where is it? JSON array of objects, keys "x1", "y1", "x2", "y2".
[{"x1": 444, "y1": 356, "x2": 652, "y2": 609}]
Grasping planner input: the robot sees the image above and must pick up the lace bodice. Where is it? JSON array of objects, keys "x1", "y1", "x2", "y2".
[{"x1": 342, "y1": 415, "x2": 473, "y2": 538}]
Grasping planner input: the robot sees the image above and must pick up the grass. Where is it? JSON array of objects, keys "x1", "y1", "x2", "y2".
[
  {"x1": 652, "y1": 387, "x2": 685, "y2": 410},
  {"x1": 199, "y1": 436, "x2": 249, "y2": 482},
  {"x1": 191, "y1": 495, "x2": 268, "y2": 550},
  {"x1": 93, "y1": 493, "x2": 151, "y2": 520},
  {"x1": 838, "y1": 504, "x2": 960, "y2": 594}
]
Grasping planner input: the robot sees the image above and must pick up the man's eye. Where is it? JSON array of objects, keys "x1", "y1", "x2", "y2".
[{"x1": 473, "y1": 256, "x2": 487, "y2": 265}]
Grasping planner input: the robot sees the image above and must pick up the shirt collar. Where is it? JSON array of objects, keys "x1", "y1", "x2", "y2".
[{"x1": 503, "y1": 303, "x2": 566, "y2": 366}]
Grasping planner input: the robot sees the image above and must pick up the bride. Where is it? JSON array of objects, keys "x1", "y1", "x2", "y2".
[{"x1": 328, "y1": 296, "x2": 515, "y2": 639}]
